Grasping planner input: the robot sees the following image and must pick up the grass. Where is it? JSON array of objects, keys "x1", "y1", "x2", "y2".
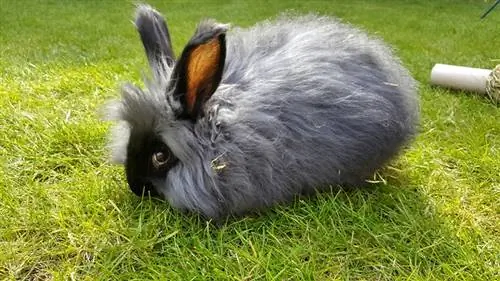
[{"x1": 0, "y1": 0, "x2": 499, "y2": 280}]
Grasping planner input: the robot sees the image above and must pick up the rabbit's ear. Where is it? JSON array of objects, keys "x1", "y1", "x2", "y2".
[
  {"x1": 171, "y1": 20, "x2": 228, "y2": 120},
  {"x1": 135, "y1": 4, "x2": 176, "y2": 69}
]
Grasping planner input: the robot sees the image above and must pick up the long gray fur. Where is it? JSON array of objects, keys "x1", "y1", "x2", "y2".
[{"x1": 104, "y1": 4, "x2": 419, "y2": 220}]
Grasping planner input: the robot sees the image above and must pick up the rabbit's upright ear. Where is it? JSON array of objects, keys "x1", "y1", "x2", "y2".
[
  {"x1": 171, "y1": 20, "x2": 228, "y2": 120},
  {"x1": 135, "y1": 5, "x2": 176, "y2": 69}
]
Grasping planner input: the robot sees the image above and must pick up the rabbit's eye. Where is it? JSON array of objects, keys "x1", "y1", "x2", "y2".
[{"x1": 152, "y1": 151, "x2": 169, "y2": 169}]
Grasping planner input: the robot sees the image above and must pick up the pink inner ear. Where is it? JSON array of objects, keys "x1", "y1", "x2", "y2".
[{"x1": 185, "y1": 37, "x2": 222, "y2": 115}]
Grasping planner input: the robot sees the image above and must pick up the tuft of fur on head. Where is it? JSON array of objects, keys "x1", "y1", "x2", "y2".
[{"x1": 192, "y1": 19, "x2": 230, "y2": 41}]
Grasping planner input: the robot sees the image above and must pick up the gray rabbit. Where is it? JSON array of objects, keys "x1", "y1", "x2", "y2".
[{"x1": 104, "y1": 4, "x2": 419, "y2": 220}]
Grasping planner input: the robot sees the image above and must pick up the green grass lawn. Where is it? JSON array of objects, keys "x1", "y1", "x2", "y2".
[{"x1": 1, "y1": 0, "x2": 499, "y2": 280}]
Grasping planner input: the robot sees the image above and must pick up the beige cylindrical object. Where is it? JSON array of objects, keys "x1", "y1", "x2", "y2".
[{"x1": 430, "y1": 63, "x2": 492, "y2": 93}]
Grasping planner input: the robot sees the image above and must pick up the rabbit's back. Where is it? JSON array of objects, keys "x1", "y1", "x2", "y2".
[
  {"x1": 174, "y1": 14, "x2": 419, "y2": 217},
  {"x1": 221, "y1": 14, "x2": 417, "y2": 122}
]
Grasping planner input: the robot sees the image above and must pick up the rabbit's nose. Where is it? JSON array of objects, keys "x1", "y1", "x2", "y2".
[{"x1": 129, "y1": 179, "x2": 160, "y2": 198}]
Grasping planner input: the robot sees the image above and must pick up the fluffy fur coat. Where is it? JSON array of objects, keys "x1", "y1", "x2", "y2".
[{"x1": 104, "y1": 4, "x2": 419, "y2": 220}]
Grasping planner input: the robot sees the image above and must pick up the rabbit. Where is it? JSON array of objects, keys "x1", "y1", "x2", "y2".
[{"x1": 103, "y1": 4, "x2": 419, "y2": 220}]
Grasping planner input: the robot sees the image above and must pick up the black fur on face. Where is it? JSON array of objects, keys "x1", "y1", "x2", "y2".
[{"x1": 125, "y1": 130, "x2": 178, "y2": 197}]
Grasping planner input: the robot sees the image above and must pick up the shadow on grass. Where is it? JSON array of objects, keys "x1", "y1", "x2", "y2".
[{"x1": 94, "y1": 165, "x2": 489, "y2": 280}]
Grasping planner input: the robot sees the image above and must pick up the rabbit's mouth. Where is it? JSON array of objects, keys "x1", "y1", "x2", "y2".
[{"x1": 129, "y1": 179, "x2": 161, "y2": 198}]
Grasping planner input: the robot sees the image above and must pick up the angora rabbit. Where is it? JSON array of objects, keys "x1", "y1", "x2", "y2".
[{"x1": 104, "y1": 4, "x2": 419, "y2": 220}]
